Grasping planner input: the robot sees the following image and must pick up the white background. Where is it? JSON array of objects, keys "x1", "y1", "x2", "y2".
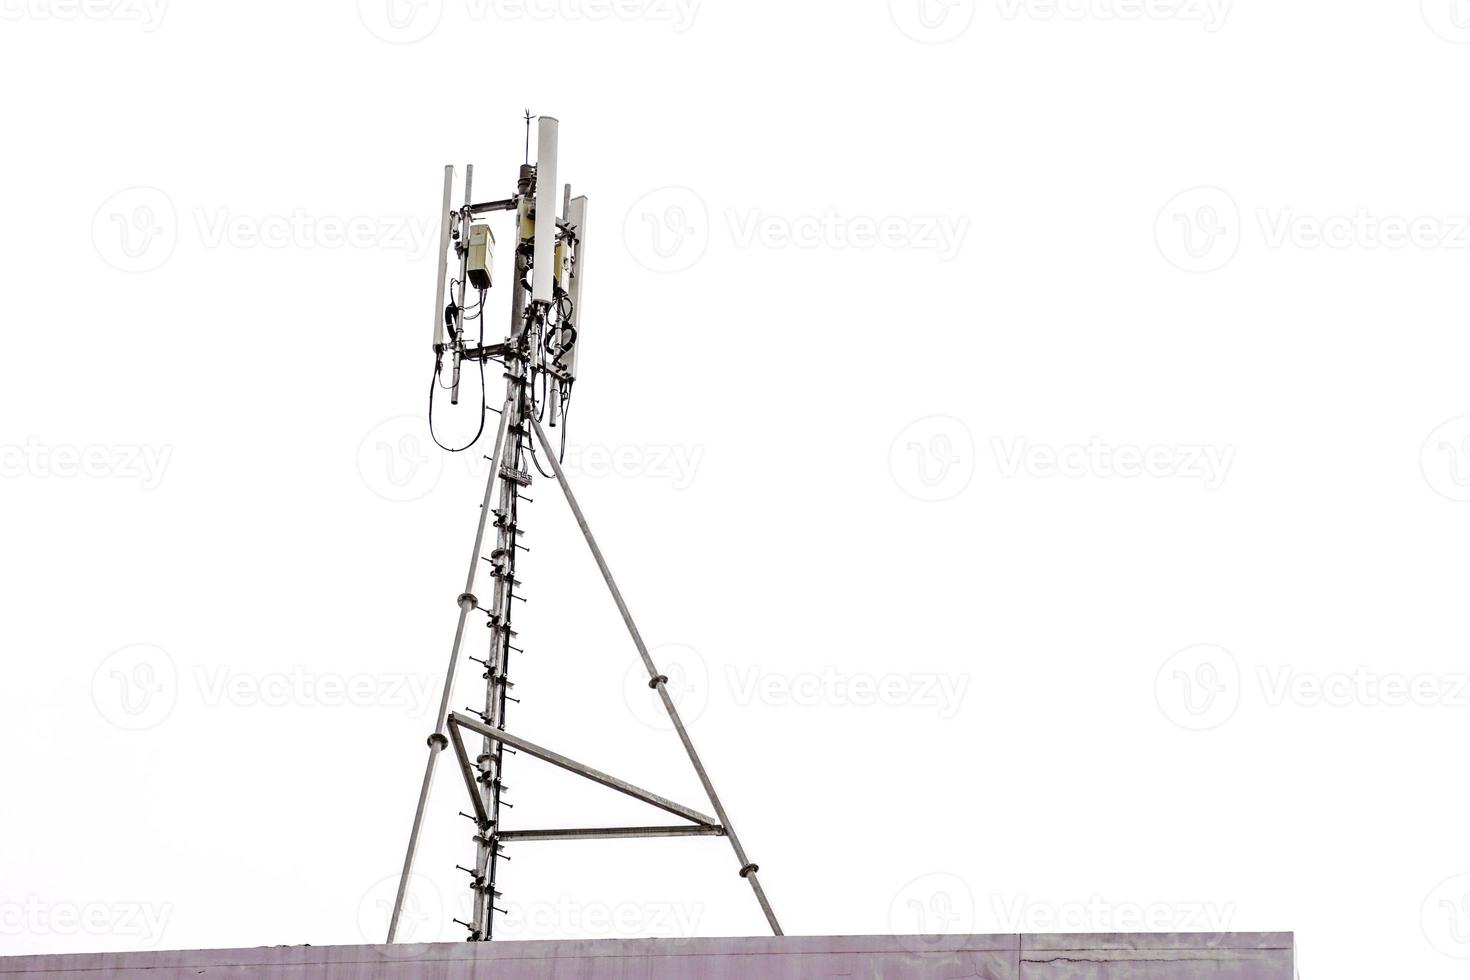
[{"x1": 3, "y1": 1, "x2": 1470, "y2": 976}]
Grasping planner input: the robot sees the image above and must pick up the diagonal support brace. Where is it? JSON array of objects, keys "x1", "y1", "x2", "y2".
[
  {"x1": 528, "y1": 417, "x2": 783, "y2": 937},
  {"x1": 446, "y1": 721, "x2": 490, "y2": 828},
  {"x1": 448, "y1": 712, "x2": 716, "y2": 827}
]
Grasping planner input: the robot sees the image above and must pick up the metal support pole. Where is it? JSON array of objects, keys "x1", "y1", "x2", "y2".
[
  {"x1": 386, "y1": 401, "x2": 512, "y2": 943},
  {"x1": 471, "y1": 362, "x2": 524, "y2": 937},
  {"x1": 528, "y1": 417, "x2": 784, "y2": 937},
  {"x1": 470, "y1": 185, "x2": 536, "y2": 938},
  {"x1": 497, "y1": 826, "x2": 726, "y2": 843}
]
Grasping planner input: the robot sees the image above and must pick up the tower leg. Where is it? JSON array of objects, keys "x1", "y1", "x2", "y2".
[
  {"x1": 528, "y1": 417, "x2": 783, "y2": 937},
  {"x1": 471, "y1": 349, "x2": 529, "y2": 938},
  {"x1": 388, "y1": 402, "x2": 513, "y2": 943},
  {"x1": 468, "y1": 242, "x2": 536, "y2": 938}
]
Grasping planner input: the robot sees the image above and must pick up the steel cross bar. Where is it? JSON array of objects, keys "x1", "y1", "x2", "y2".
[
  {"x1": 387, "y1": 399, "x2": 514, "y2": 943},
  {"x1": 447, "y1": 715, "x2": 490, "y2": 828},
  {"x1": 448, "y1": 712, "x2": 716, "y2": 827},
  {"x1": 527, "y1": 417, "x2": 784, "y2": 937},
  {"x1": 497, "y1": 825, "x2": 727, "y2": 843}
]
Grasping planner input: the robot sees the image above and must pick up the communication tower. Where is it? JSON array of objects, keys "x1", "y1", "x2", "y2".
[{"x1": 388, "y1": 114, "x2": 781, "y2": 942}]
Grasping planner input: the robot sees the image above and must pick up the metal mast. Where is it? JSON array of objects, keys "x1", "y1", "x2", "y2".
[
  {"x1": 388, "y1": 116, "x2": 781, "y2": 943},
  {"x1": 466, "y1": 157, "x2": 537, "y2": 938}
]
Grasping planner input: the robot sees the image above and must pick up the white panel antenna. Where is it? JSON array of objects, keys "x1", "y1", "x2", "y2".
[{"x1": 530, "y1": 116, "x2": 559, "y2": 307}]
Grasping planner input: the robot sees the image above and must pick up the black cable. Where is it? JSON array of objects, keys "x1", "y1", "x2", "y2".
[
  {"x1": 426, "y1": 286, "x2": 491, "y2": 453},
  {"x1": 524, "y1": 415, "x2": 556, "y2": 479},
  {"x1": 448, "y1": 280, "x2": 484, "y2": 320},
  {"x1": 427, "y1": 353, "x2": 486, "y2": 452},
  {"x1": 434, "y1": 364, "x2": 460, "y2": 391},
  {"x1": 558, "y1": 386, "x2": 571, "y2": 462}
]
